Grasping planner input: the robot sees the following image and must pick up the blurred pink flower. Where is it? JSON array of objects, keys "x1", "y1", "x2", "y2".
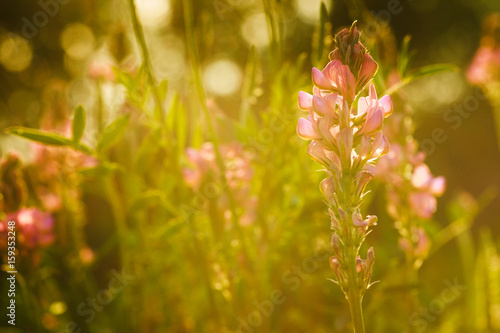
[
  {"x1": 467, "y1": 47, "x2": 500, "y2": 85},
  {"x1": 183, "y1": 142, "x2": 257, "y2": 226},
  {"x1": 409, "y1": 192, "x2": 437, "y2": 219},
  {"x1": 0, "y1": 207, "x2": 54, "y2": 249},
  {"x1": 89, "y1": 61, "x2": 116, "y2": 81}
]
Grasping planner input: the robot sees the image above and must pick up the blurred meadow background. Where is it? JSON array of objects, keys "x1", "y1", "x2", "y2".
[{"x1": 1, "y1": 0, "x2": 500, "y2": 332}]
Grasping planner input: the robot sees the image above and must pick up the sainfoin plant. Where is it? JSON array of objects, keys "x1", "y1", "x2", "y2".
[{"x1": 297, "y1": 22, "x2": 391, "y2": 331}]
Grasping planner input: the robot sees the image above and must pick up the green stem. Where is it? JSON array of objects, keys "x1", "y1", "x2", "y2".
[
  {"x1": 182, "y1": 0, "x2": 252, "y2": 264},
  {"x1": 127, "y1": 0, "x2": 165, "y2": 123},
  {"x1": 342, "y1": 173, "x2": 366, "y2": 333},
  {"x1": 346, "y1": 252, "x2": 366, "y2": 333},
  {"x1": 405, "y1": 249, "x2": 418, "y2": 333},
  {"x1": 489, "y1": 96, "x2": 500, "y2": 153}
]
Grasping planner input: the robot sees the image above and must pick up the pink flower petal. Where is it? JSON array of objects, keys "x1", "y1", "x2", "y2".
[
  {"x1": 411, "y1": 164, "x2": 432, "y2": 189},
  {"x1": 297, "y1": 118, "x2": 321, "y2": 140},
  {"x1": 361, "y1": 108, "x2": 384, "y2": 135},
  {"x1": 312, "y1": 95, "x2": 333, "y2": 116},
  {"x1": 379, "y1": 95, "x2": 393, "y2": 117},
  {"x1": 369, "y1": 84, "x2": 378, "y2": 100},
  {"x1": 298, "y1": 91, "x2": 313, "y2": 110},
  {"x1": 312, "y1": 67, "x2": 334, "y2": 90},
  {"x1": 430, "y1": 176, "x2": 446, "y2": 196},
  {"x1": 357, "y1": 53, "x2": 378, "y2": 90}
]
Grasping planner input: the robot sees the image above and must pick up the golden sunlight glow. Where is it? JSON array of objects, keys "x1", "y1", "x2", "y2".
[
  {"x1": 203, "y1": 59, "x2": 242, "y2": 96},
  {"x1": 0, "y1": 35, "x2": 32, "y2": 72}
]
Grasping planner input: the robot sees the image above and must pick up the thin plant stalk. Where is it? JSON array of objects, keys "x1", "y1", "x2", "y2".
[
  {"x1": 127, "y1": 0, "x2": 165, "y2": 123},
  {"x1": 181, "y1": 0, "x2": 252, "y2": 266}
]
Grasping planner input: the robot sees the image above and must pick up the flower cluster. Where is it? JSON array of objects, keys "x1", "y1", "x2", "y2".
[
  {"x1": 297, "y1": 22, "x2": 391, "y2": 297},
  {"x1": 182, "y1": 142, "x2": 256, "y2": 226},
  {"x1": 373, "y1": 140, "x2": 445, "y2": 262}
]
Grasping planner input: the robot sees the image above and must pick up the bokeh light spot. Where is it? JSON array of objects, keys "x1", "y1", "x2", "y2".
[
  {"x1": 203, "y1": 59, "x2": 242, "y2": 96},
  {"x1": 135, "y1": 0, "x2": 171, "y2": 28},
  {"x1": 60, "y1": 23, "x2": 95, "y2": 59},
  {"x1": 241, "y1": 13, "x2": 270, "y2": 48},
  {"x1": 294, "y1": 0, "x2": 332, "y2": 25},
  {"x1": 0, "y1": 35, "x2": 33, "y2": 72}
]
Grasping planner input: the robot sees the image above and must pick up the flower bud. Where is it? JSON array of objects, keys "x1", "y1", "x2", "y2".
[
  {"x1": 329, "y1": 256, "x2": 341, "y2": 274},
  {"x1": 308, "y1": 141, "x2": 330, "y2": 167},
  {"x1": 356, "y1": 255, "x2": 363, "y2": 273},
  {"x1": 352, "y1": 211, "x2": 368, "y2": 227},
  {"x1": 364, "y1": 247, "x2": 375, "y2": 281},
  {"x1": 355, "y1": 170, "x2": 374, "y2": 198},
  {"x1": 331, "y1": 233, "x2": 343, "y2": 258},
  {"x1": 328, "y1": 208, "x2": 341, "y2": 229}
]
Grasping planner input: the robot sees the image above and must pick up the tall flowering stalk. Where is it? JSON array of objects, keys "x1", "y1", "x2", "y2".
[{"x1": 297, "y1": 22, "x2": 392, "y2": 332}]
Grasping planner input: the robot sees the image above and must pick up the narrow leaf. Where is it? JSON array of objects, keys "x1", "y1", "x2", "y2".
[
  {"x1": 386, "y1": 64, "x2": 460, "y2": 95},
  {"x1": 97, "y1": 114, "x2": 131, "y2": 152},
  {"x1": 5, "y1": 127, "x2": 73, "y2": 146},
  {"x1": 72, "y1": 105, "x2": 86, "y2": 143}
]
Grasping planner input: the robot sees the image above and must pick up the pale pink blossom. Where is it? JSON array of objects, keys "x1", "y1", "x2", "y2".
[{"x1": 409, "y1": 192, "x2": 437, "y2": 219}]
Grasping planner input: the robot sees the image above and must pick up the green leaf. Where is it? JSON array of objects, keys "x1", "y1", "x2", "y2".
[
  {"x1": 397, "y1": 35, "x2": 413, "y2": 78},
  {"x1": 79, "y1": 162, "x2": 121, "y2": 176},
  {"x1": 72, "y1": 105, "x2": 86, "y2": 143},
  {"x1": 408, "y1": 63, "x2": 459, "y2": 79},
  {"x1": 97, "y1": 114, "x2": 131, "y2": 152},
  {"x1": 385, "y1": 63, "x2": 459, "y2": 95},
  {"x1": 5, "y1": 127, "x2": 73, "y2": 146}
]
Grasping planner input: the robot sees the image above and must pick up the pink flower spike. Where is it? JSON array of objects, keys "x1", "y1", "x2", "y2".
[
  {"x1": 379, "y1": 95, "x2": 393, "y2": 117},
  {"x1": 430, "y1": 176, "x2": 446, "y2": 196},
  {"x1": 312, "y1": 67, "x2": 334, "y2": 90},
  {"x1": 297, "y1": 118, "x2": 321, "y2": 140},
  {"x1": 298, "y1": 91, "x2": 313, "y2": 110},
  {"x1": 313, "y1": 95, "x2": 333, "y2": 116}
]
